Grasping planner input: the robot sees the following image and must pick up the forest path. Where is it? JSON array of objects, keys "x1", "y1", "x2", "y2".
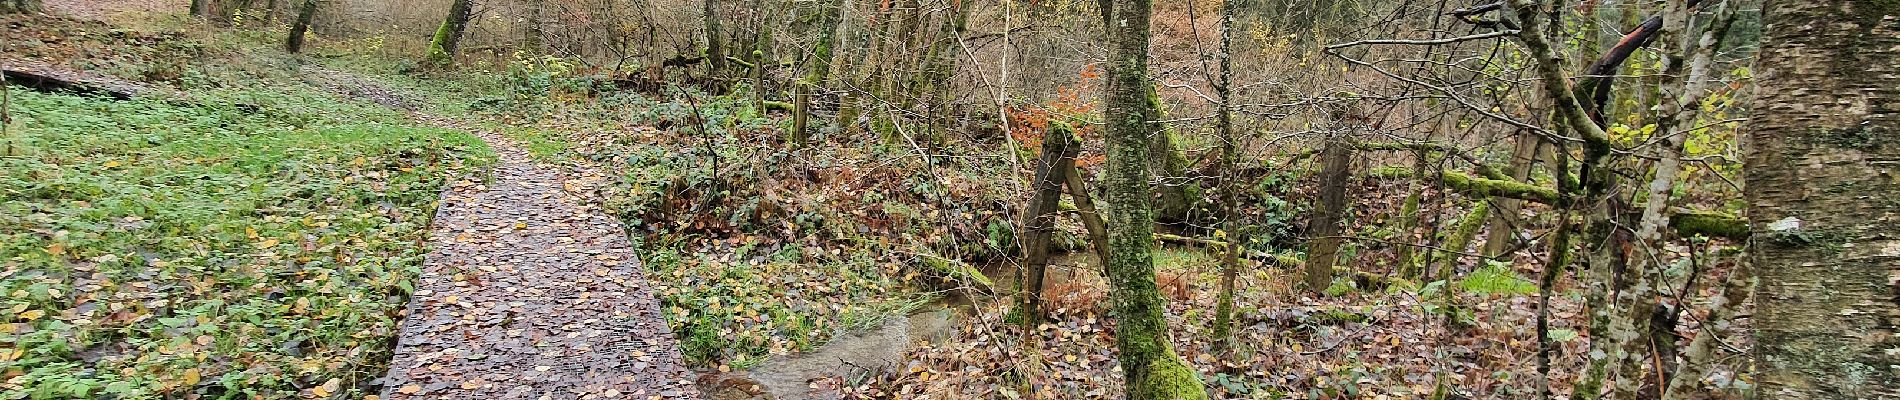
[{"x1": 301, "y1": 68, "x2": 703, "y2": 399}]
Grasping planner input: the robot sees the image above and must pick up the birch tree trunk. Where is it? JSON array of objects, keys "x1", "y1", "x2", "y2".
[
  {"x1": 1103, "y1": 0, "x2": 1209, "y2": 397},
  {"x1": 1747, "y1": 1, "x2": 1900, "y2": 397}
]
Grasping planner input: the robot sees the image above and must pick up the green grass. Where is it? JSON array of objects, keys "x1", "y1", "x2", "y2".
[{"x1": 0, "y1": 88, "x2": 490, "y2": 399}]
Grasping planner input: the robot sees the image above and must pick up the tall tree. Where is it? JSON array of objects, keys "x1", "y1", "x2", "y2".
[
  {"x1": 1747, "y1": 1, "x2": 1900, "y2": 397},
  {"x1": 1209, "y1": 0, "x2": 1242, "y2": 348},
  {"x1": 284, "y1": 0, "x2": 318, "y2": 54},
  {"x1": 424, "y1": 0, "x2": 476, "y2": 67},
  {"x1": 1101, "y1": 0, "x2": 1209, "y2": 397}
]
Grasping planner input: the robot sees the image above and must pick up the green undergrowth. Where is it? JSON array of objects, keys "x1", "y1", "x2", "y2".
[
  {"x1": 644, "y1": 244, "x2": 923, "y2": 369},
  {"x1": 0, "y1": 87, "x2": 490, "y2": 399}
]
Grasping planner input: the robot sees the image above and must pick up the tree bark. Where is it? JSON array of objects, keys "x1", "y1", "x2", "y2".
[
  {"x1": 1, "y1": 0, "x2": 40, "y2": 13},
  {"x1": 1102, "y1": 0, "x2": 1209, "y2": 397},
  {"x1": 1660, "y1": 267, "x2": 1752, "y2": 400},
  {"x1": 793, "y1": 0, "x2": 844, "y2": 145},
  {"x1": 1306, "y1": 133, "x2": 1351, "y2": 291},
  {"x1": 1065, "y1": 166, "x2": 1111, "y2": 270},
  {"x1": 1483, "y1": 134, "x2": 1540, "y2": 259},
  {"x1": 1146, "y1": 89, "x2": 1200, "y2": 223},
  {"x1": 1019, "y1": 123, "x2": 1079, "y2": 325},
  {"x1": 1209, "y1": 0, "x2": 1242, "y2": 350},
  {"x1": 425, "y1": 0, "x2": 475, "y2": 67},
  {"x1": 1747, "y1": 1, "x2": 1900, "y2": 398},
  {"x1": 523, "y1": 0, "x2": 543, "y2": 53},
  {"x1": 284, "y1": 0, "x2": 318, "y2": 54},
  {"x1": 703, "y1": 0, "x2": 726, "y2": 77}
]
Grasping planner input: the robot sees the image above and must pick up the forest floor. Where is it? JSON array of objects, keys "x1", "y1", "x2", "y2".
[{"x1": 2, "y1": 3, "x2": 1758, "y2": 400}]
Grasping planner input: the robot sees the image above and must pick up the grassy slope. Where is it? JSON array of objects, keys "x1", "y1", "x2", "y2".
[{"x1": 0, "y1": 37, "x2": 491, "y2": 400}]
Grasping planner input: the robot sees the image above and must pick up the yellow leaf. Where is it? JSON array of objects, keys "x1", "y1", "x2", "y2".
[
  {"x1": 258, "y1": 238, "x2": 280, "y2": 249},
  {"x1": 102, "y1": 160, "x2": 122, "y2": 169},
  {"x1": 365, "y1": 396, "x2": 380, "y2": 400},
  {"x1": 314, "y1": 378, "x2": 339, "y2": 397},
  {"x1": 461, "y1": 380, "x2": 481, "y2": 390},
  {"x1": 181, "y1": 368, "x2": 202, "y2": 385},
  {"x1": 18, "y1": 309, "x2": 45, "y2": 321},
  {"x1": 398, "y1": 385, "x2": 422, "y2": 395}
]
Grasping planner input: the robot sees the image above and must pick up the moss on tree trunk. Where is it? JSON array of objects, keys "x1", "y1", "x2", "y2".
[
  {"x1": 1103, "y1": 0, "x2": 1209, "y2": 397},
  {"x1": 1145, "y1": 88, "x2": 1201, "y2": 223},
  {"x1": 425, "y1": 0, "x2": 475, "y2": 67}
]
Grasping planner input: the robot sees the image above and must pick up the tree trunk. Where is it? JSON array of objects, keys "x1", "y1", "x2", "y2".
[
  {"x1": 1508, "y1": 2, "x2": 1634, "y2": 398},
  {"x1": 1394, "y1": 149, "x2": 1431, "y2": 278},
  {"x1": 1660, "y1": 267, "x2": 1752, "y2": 400},
  {"x1": 703, "y1": 0, "x2": 726, "y2": 77},
  {"x1": 1747, "y1": 1, "x2": 1900, "y2": 397},
  {"x1": 1209, "y1": 0, "x2": 1242, "y2": 350},
  {"x1": 523, "y1": 0, "x2": 543, "y2": 53},
  {"x1": 1306, "y1": 133, "x2": 1351, "y2": 291},
  {"x1": 1102, "y1": 0, "x2": 1209, "y2": 397},
  {"x1": 263, "y1": 0, "x2": 279, "y2": 25},
  {"x1": 1146, "y1": 89, "x2": 1200, "y2": 223},
  {"x1": 284, "y1": 0, "x2": 318, "y2": 54},
  {"x1": 1065, "y1": 165, "x2": 1111, "y2": 270},
  {"x1": 793, "y1": 0, "x2": 844, "y2": 145},
  {"x1": 805, "y1": 0, "x2": 844, "y2": 86},
  {"x1": 1483, "y1": 134, "x2": 1541, "y2": 259},
  {"x1": 918, "y1": 1, "x2": 967, "y2": 148},
  {"x1": 1, "y1": 0, "x2": 40, "y2": 13},
  {"x1": 425, "y1": 0, "x2": 475, "y2": 67}
]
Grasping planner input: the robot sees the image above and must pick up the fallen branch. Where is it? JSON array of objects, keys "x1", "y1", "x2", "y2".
[{"x1": 1369, "y1": 167, "x2": 1559, "y2": 204}]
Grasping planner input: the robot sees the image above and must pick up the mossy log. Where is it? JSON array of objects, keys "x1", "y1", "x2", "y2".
[
  {"x1": 1668, "y1": 209, "x2": 1749, "y2": 240},
  {"x1": 1371, "y1": 167, "x2": 1559, "y2": 204},
  {"x1": 761, "y1": 100, "x2": 794, "y2": 113},
  {"x1": 1369, "y1": 168, "x2": 1748, "y2": 242}
]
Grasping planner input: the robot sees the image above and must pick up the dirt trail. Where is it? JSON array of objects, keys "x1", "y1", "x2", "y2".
[{"x1": 297, "y1": 69, "x2": 700, "y2": 399}]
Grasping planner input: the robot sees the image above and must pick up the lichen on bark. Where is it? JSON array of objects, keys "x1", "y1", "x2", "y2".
[
  {"x1": 1102, "y1": 0, "x2": 1209, "y2": 397},
  {"x1": 1747, "y1": 1, "x2": 1900, "y2": 398}
]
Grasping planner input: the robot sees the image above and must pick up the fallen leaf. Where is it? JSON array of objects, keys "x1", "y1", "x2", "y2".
[{"x1": 181, "y1": 368, "x2": 201, "y2": 386}]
